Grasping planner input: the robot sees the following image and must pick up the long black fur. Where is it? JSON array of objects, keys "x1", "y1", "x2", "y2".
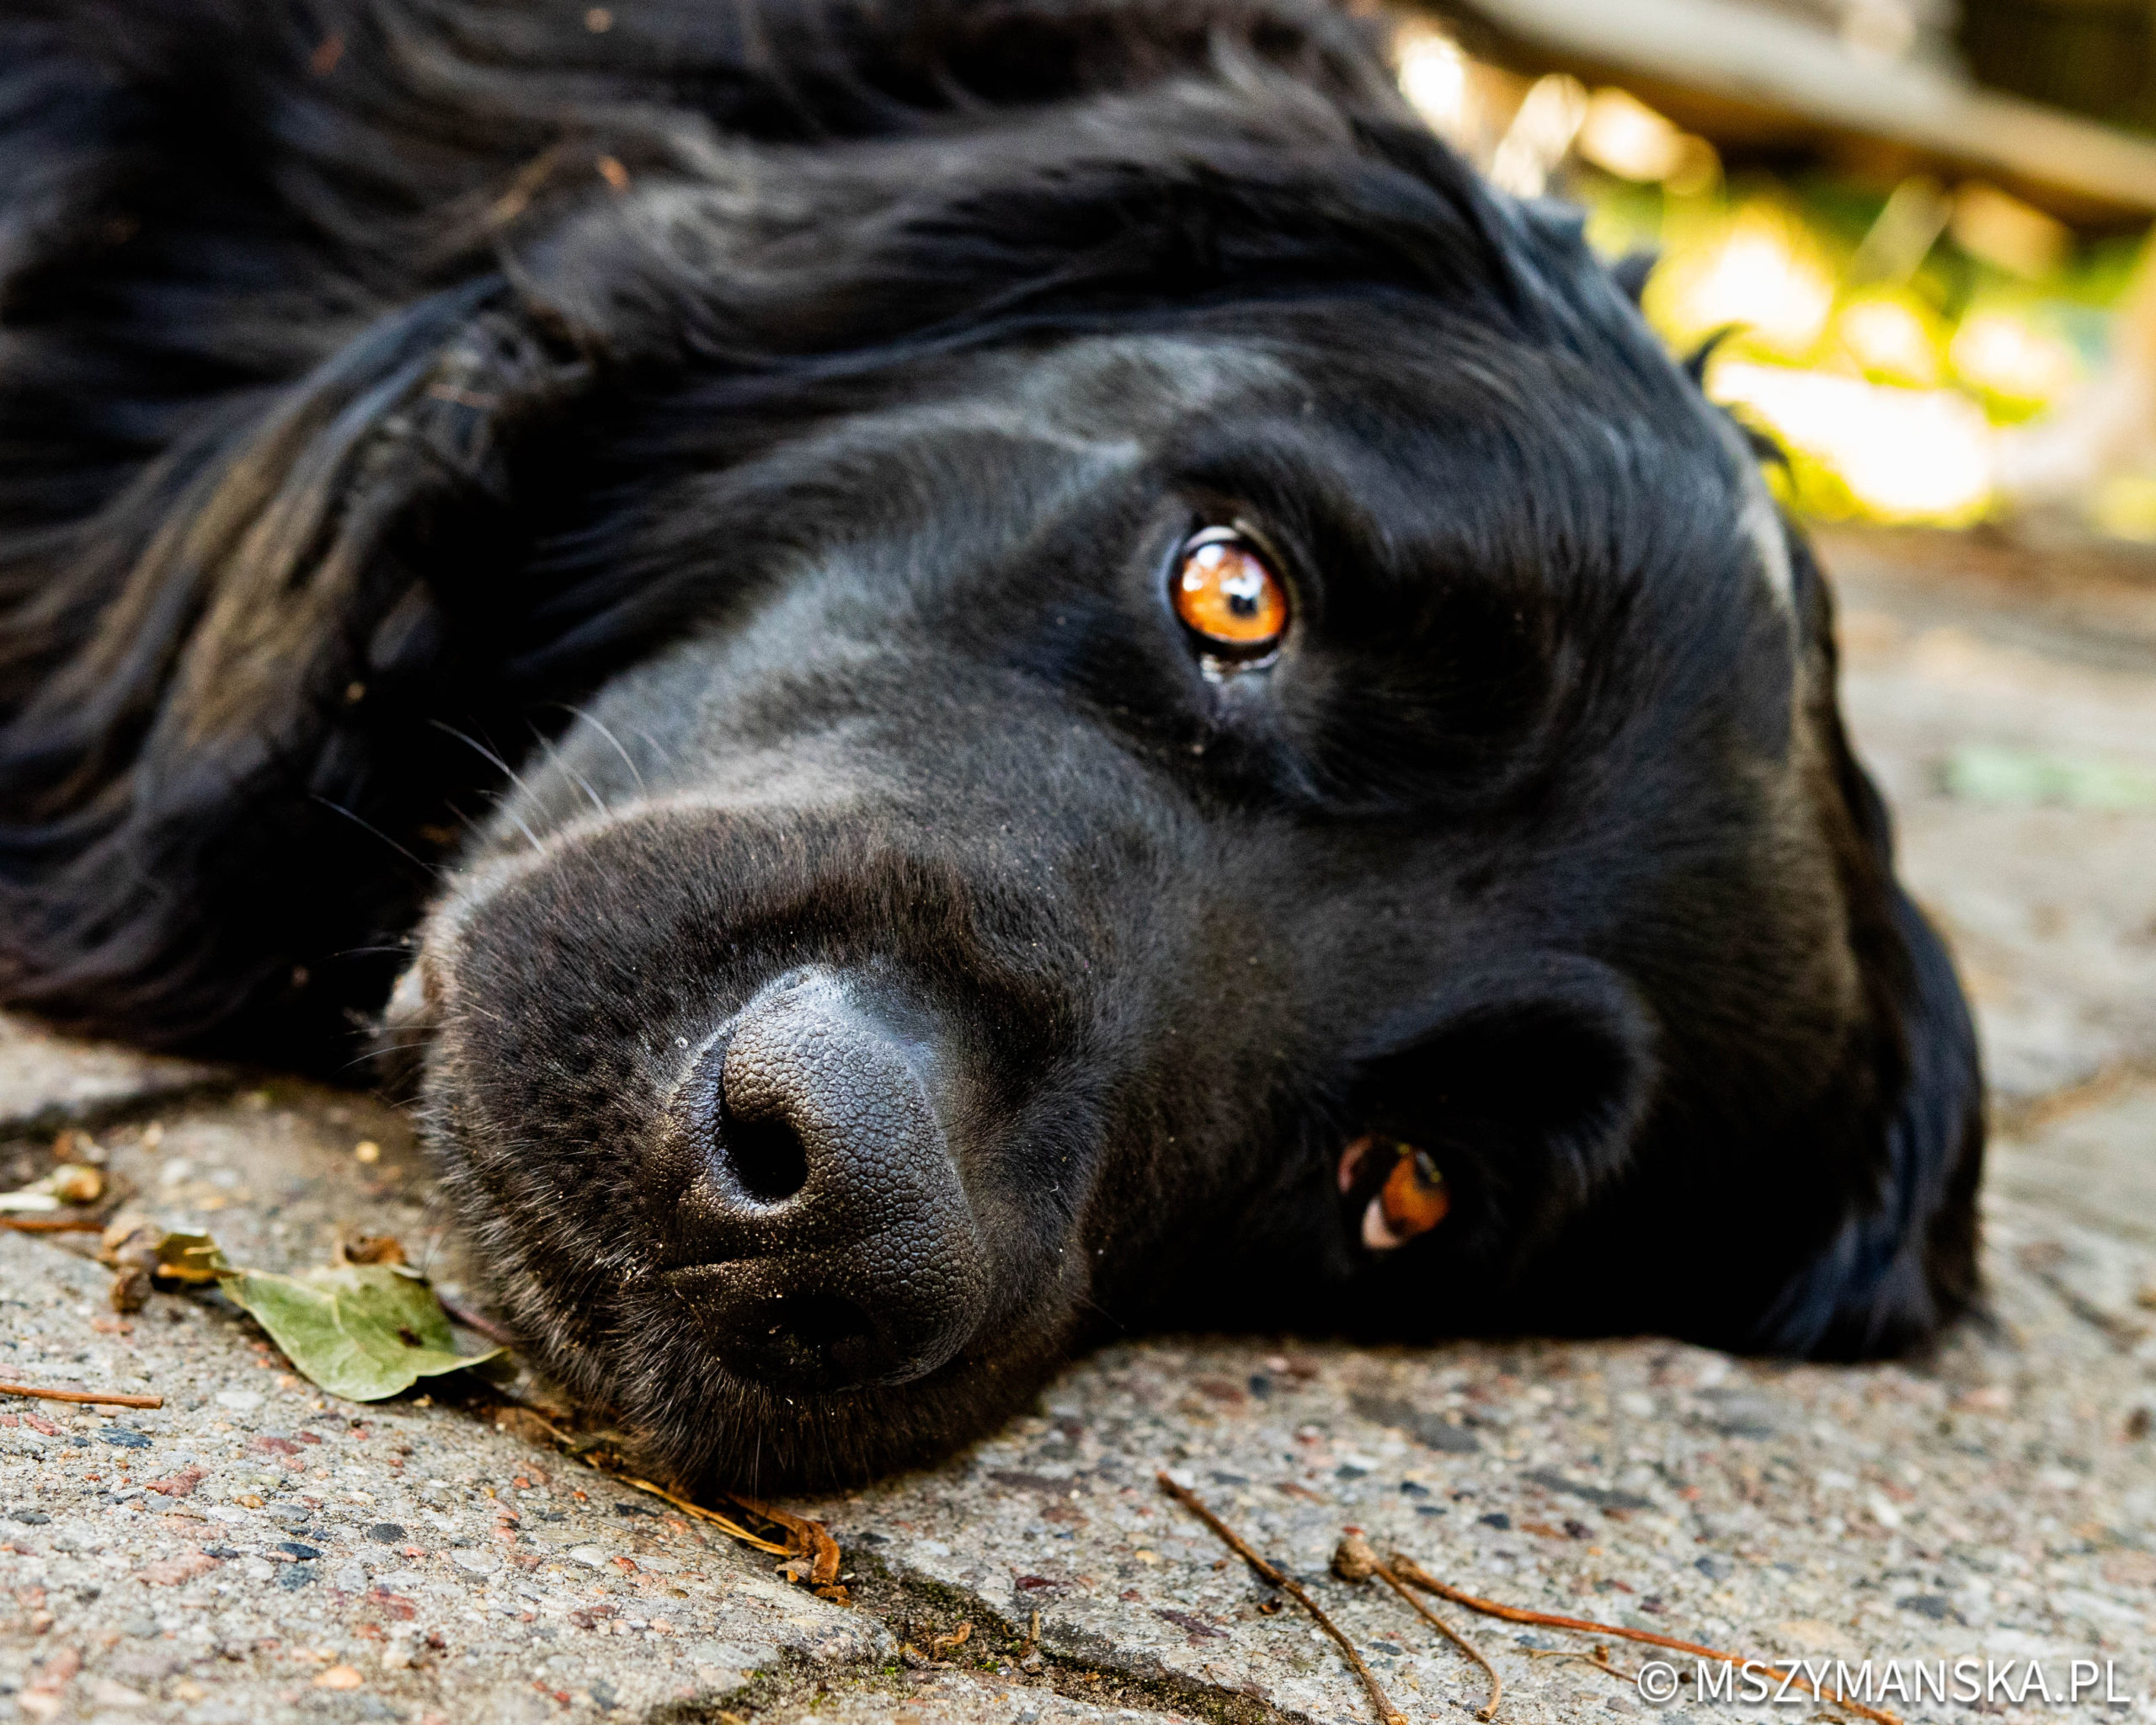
[{"x1": 0, "y1": 0, "x2": 1982, "y2": 1487}]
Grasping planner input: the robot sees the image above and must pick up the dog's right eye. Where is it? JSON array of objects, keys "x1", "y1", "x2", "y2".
[{"x1": 1171, "y1": 528, "x2": 1289, "y2": 658}]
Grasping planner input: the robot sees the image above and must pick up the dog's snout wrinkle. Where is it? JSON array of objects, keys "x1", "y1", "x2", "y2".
[{"x1": 662, "y1": 970, "x2": 988, "y2": 1391}]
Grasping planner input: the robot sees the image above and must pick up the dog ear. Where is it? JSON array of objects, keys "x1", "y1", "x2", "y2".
[
  {"x1": 1352, "y1": 953, "x2": 1662, "y2": 1263},
  {"x1": 0, "y1": 275, "x2": 590, "y2": 1049},
  {"x1": 1753, "y1": 797, "x2": 1986, "y2": 1359},
  {"x1": 1747, "y1": 540, "x2": 1986, "y2": 1359}
]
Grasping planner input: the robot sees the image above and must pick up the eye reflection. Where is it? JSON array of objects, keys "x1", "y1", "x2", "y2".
[{"x1": 1171, "y1": 527, "x2": 1288, "y2": 655}]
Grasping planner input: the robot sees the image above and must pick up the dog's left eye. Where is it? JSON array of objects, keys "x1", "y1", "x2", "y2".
[{"x1": 1171, "y1": 528, "x2": 1288, "y2": 656}]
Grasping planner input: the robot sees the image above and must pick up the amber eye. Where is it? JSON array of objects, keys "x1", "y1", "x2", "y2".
[{"x1": 1171, "y1": 528, "x2": 1289, "y2": 655}]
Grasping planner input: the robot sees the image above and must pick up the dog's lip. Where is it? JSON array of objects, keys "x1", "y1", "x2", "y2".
[
  {"x1": 658, "y1": 1258, "x2": 743, "y2": 1284},
  {"x1": 650, "y1": 1199, "x2": 809, "y2": 1273},
  {"x1": 656, "y1": 1261, "x2": 958, "y2": 1391}
]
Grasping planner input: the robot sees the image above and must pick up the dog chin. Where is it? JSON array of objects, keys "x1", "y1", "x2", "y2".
[
  {"x1": 623, "y1": 1350, "x2": 1020, "y2": 1493},
  {"x1": 498, "y1": 1263, "x2": 1039, "y2": 1491}
]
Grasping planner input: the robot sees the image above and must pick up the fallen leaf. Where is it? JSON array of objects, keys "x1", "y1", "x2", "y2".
[
  {"x1": 109, "y1": 1265, "x2": 152, "y2": 1313},
  {"x1": 0, "y1": 1162, "x2": 104, "y2": 1213},
  {"x1": 152, "y1": 1234, "x2": 231, "y2": 1285},
  {"x1": 49, "y1": 1165, "x2": 104, "y2": 1204},
  {"x1": 219, "y1": 1265, "x2": 502, "y2": 1402},
  {"x1": 98, "y1": 1215, "x2": 159, "y2": 1268}
]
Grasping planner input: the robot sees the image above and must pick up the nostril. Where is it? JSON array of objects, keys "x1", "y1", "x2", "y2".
[
  {"x1": 721, "y1": 1106, "x2": 809, "y2": 1203},
  {"x1": 659, "y1": 967, "x2": 989, "y2": 1387}
]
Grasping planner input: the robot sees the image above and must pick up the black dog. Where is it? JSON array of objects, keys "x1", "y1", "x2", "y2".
[{"x1": 0, "y1": 0, "x2": 1982, "y2": 1489}]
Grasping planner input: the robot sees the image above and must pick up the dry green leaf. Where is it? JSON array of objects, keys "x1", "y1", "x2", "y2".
[
  {"x1": 219, "y1": 1263, "x2": 503, "y2": 1402},
  {"x1": 152, "y1": 1233, "x2": 232, "y2": 1284}
]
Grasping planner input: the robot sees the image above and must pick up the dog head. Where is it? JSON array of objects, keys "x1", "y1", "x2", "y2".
[{"x1": 0, "y1": 0, "x2": 1980, "y2": 1488}]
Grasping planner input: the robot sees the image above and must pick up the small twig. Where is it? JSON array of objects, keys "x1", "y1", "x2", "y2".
[
  {"x1": 435, "y1": 1290, "x2": 515, "y2": 1347},
  {"x1": 1526, "y1": 1644, "x2": 1634, "y2": 1681},
  {"x1": 1386, "y1": 1552, "x2": 1901, "y2": 1725},
  {"x1": 602, "y1": 1462, "x2": 845, "y2": 1599},
  {"x1": 616, "y1": 1475, "x2": 792, "y2": 1555},
  {"x1": 1, "y1": 1381, "x2": 163, "y2": 1409},
  {"x1": 2, "y1": 1216, "x2": 104, "y2": 1234},
  {"x1": 1158, "y1": 1473, "x2": 1406, "y2": 1725},
  {"x1": 1376, "y1": 1562, "x2": 1502, "y2": 1719},
  {"x1": 502, "y1": 1406, "x2": 844, "y2": 1592},
  {"x1": 1337, "y1": 1534, "x2": 1500, "y2": 1719}
]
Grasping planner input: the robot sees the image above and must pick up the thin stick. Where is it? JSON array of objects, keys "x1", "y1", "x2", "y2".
[
  {"x1": 1527, "y1": 1645, "x2": 1634, "y2": 1681},
  {"x1": 1386, "y1": 1553, "x2": 1900, "y2": 1725},
  {"x1": 1374, "y1": 1561, "x2": 1502, "y2": 1721},
  {"x1": 435, "y1": 1291, "x2": 515, "y2": 1347},
  {"x1": 2, "y1": 1216, "x2": 104, "y2": 1234},
  {"x1": 616, "y1": 1476, "x2": 792, "y2": 1556},
  {"x1": 1158, "y1": 1473, "x2": 1406, "y2": 1725},
  {"x1": 1, "y1": 1381, "x2": 163, "y2": 1409},
  {"x1": 507, "y1": 1407, "x2": 836, "y2": 1582}
]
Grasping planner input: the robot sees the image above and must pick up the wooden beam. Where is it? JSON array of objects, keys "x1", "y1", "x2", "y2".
[{"x1": 1441, "y1": 0, "x2": 2156, "y2": 222}]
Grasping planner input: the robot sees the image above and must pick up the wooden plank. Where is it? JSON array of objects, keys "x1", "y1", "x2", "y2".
[{"x1": 1442, "y1": 0, "x2": 2156, "y2": 221}]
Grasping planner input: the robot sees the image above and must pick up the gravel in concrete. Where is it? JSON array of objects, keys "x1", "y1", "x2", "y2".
[
  {"x1": 0, "y1": 1022, "x2": 218, "y2": 1142},
  {"x1": 0, "y1": 1094, "x2": 883, "y2": 1725}
]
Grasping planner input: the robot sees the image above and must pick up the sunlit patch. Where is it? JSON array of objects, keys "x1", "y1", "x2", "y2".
[
  {"x1": 1396, "y1": 29, "x2": 1469, "y2": 140},
  {"x1": 1951, "y1": 310, "x2": 2081, "y2": 408},
  {"x1": 1837, "y1": 295, "x2": 1945, "y2": 388},
  {"x1": 1488, "y1": 73, "x2": 1587, "y2": 200},
  {"x1": 1710, "y1": 359, "x2": 1994, "y2": 526},
  {"x1": 1576, "y1": 88, "x2": 1684, "y2": 184},
  {"x1": 1651, "y1": 206, "x2": 1836, "y2": 359}
]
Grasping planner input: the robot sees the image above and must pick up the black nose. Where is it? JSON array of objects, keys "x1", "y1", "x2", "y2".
[{"x1": 658, "y1": 970, "x2": 987, "y2": 1391}]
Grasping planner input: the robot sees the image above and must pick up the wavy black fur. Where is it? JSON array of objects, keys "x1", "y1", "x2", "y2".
[{"x1": 0, "y1": 0, "x2": 1981, "y2": 1488}]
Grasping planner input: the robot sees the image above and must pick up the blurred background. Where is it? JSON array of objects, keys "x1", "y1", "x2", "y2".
[
  {"x1": 1397, "y1": 0, "x2": 2156, "y2": 539},
  {"x1": 1389, "y1": 0, "x2": 2156, "y2": 1105}
]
